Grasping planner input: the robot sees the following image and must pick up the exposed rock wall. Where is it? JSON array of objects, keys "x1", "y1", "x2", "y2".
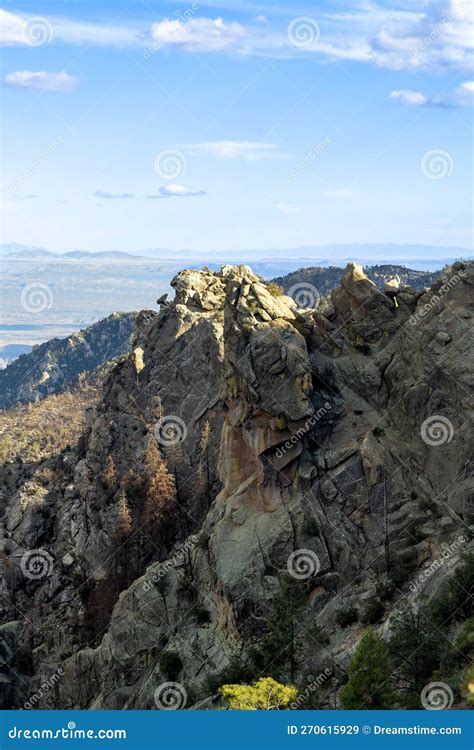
[{"x1": 0, "y1": 262, "x2": 472, "y2": 709}]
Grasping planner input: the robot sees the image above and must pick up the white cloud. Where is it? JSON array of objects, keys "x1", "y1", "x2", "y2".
[
  {"x1": 150, "y1": 16, "x2": 247, "y2": 52},
  {"x1": 187, "y1": 140, "x2": 284, "y2": 160},
  {"x1": 278, "y1": 1, "x2": 473, "y2": 73},
  {"x1": 148, "y1": 184, "x2": 205, "y2": 198},
  {"x1": 390, "y1": 89, "x2": 427, "y2": 106},
  {"x1": 0, "y1": 9, "x2": 23, "y2": 44},
  {"x1": 390, "y1": 80, "x2": 474, "y2": 107},
  {"x1": 1, "y1": 3, "x2": 472, "y2": 74},
  {"x1": 94, "y1": 190, "x2": 135, "y2": 199},
  {"x1": 5, "y1": 71, "x2": 78, "y2": 92},
  {"x1": 455, "y1": 80, "x2": 474, "y2": 105}
]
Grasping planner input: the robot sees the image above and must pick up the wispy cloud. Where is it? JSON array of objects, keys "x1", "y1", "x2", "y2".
[
  {"x1": 390, "y1": 80, "x2": 474, "y2": 108},
  {"x1": 390, "y1": 89, "x2": 428, "y2": 107},
  {"x1": 94, "y1": 190, "x2": 135, "y2": 199},
  {"x1": 150, "y1": 17, "x2": 247, "y2": 53},
  {"x1": 0, "y1": 9, "x2": 139, "y2": 47},
  {"x1": 147, "y1": 184, "x2": 205, "y2": 198},
  {"x1": 4, "y1": 71, "x2": 78, "y2": 92},
  {"x1": 1, "y1": 4, "x2": 472, "y2": 74},
  {"x1": 187, "y1": 140, "x2": 285, "y2": 160}
]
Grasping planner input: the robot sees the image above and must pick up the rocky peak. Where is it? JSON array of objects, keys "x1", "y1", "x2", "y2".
[{"x1": 330, "y1": 260, "x2": 413, "y2": 345}]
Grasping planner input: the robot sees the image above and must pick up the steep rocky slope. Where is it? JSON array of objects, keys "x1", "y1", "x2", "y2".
[
  {"x1": 0, "y1": 313, "x2": 137, "y2": 409},
  {"x1": 0, "y1": 262, "x2": 472, "y2": 709}
]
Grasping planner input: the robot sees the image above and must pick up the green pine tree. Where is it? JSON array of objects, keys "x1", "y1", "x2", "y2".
[
  {"x1": 388, "y1": 605, "x2": 441, "y2": 707},
  {"x1": 340, "y1": 630, "x2": 393, "y2": 709}
]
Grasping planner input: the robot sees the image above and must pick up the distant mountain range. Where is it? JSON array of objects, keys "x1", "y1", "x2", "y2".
[
  {"x1": 0, "y1": 244, "x2": 146, "y2": 261},
  {"x1": 2, "y1": 242, "x2": 471, "y2": 269},
  {"x1": 0, "y1": 344, "x2": 32, "y2": 368}
]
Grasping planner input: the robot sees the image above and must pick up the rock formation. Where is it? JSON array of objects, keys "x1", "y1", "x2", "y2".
[{"x1": 0, "y1": 262, "x2": 472, "y2": 709}]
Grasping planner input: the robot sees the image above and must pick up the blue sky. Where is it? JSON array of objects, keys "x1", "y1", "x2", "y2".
[{"x1": 1, "y1": 0, "x2": 472, "y2": 255}]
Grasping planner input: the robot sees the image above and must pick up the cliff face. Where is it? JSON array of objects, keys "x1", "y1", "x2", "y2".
[{"x1": 0, "y1": 262, "x2": 472, "y2": 709}]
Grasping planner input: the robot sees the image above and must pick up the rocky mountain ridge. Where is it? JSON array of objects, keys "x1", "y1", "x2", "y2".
[
  {"x1": 272, "y1": 264, "x2": 441, "y2": 298},
  {"x1": 0, "y1": 312, "x2": 137, "y2": 409},
  {"x1": 0, "y1": 261, "x2": 472, "y2": 709}
]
